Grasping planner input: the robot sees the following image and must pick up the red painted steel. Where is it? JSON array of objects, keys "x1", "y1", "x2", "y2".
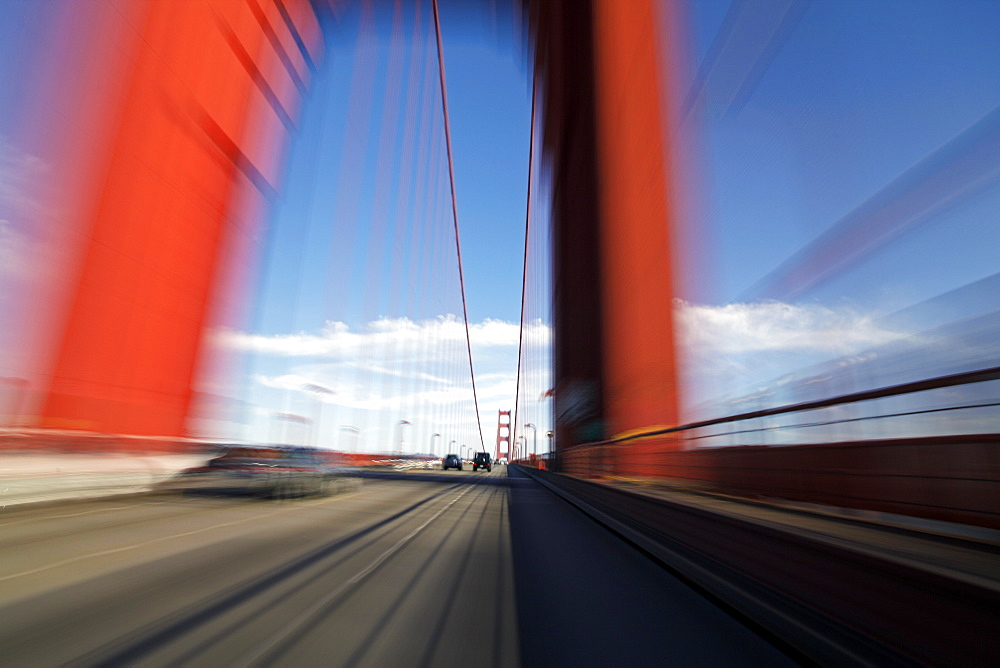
[
  {"x1": 34, "y1": 0, "x2": 320, "y2": 439},
  {"x1": 495, "y1": 410, "x2": 511, "y2": 460},
  {"x1": 529, "y1": 1, "x2": 607, "y2": 451},
  {"x1": 591, "y1": 0, "x2": 681, "y2": 468},
  {"x1": 558, "y1": 435, "x2": 1000, "y2": 530},
  {"x1": 526, "y1": 0, "x2": 681, "y2": 468}
]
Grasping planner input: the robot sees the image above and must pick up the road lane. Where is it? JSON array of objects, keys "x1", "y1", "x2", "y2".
[
  {"x1": 0, "y1": 481, "x2": 410, "y2": 604},
  {"x1": 236, "y1": 476, "x2": 518, "y2": 667},
  {"x1": 0, "y1": 467, "x2": 789, "y2": 666},
  {"x1": 504, "y1": 467, "x2": 793, "y2": 667},
  {"x1": 0, "y1": 472, "x2": 517, "y2": 666}
]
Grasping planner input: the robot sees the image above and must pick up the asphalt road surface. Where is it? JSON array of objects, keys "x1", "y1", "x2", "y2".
[{"x1": 0, "y1": 466, "x2": 792, "y2": 666}]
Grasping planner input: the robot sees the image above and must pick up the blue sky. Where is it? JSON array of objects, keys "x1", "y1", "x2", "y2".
[
  {"x1": 251, "y1": 1, "x2": 531, "y2": 335},
  {"x1": 670, "y1": 0, "x2": 1000, "y2": 415},
  {"x1": 687, "y1": 0, "x2": 1000, "y2": 305},
  {"x1": 241, "y1": 0, "x2": 997, "y2": 438},
  {"x1": 1, "y1": 0, "x2": 997, "y2": 447},
  {"x1": 221, "y1": 1, "x2": 535, "y2": 451}
]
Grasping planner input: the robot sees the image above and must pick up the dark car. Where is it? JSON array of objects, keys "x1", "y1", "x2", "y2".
[
  {"x1": 442, "y1": 453, "x2": 462, "y2": 471},
  {"x1": 176, "y1": 445, "x2": 337, "y2": 498},
  {"x1": 472, "y1": 451, "x2": 492, "y2": 472}
]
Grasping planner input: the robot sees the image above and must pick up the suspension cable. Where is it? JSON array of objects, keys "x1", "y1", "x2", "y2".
[
  {"x1": 431, "y1": 0, "x2": 485, "y2": 452},
  {"x1": 512, "y1": 74, "x2": 537, "y2": 461}
]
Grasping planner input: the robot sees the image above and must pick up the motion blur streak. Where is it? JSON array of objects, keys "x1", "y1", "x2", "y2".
[
  {"x1": 0, "y1": 469, "x2": 792, "y2": 666},
  {"x1": 747, "y1": 106, "x2": 1000, "y2": 301},
  {"x1": 0, "y1": 0, "x2": 997, "y2": 664},
  {"x1": 0, "y1": 0, "x2": 320, "y2": 438},
  {"x1": 592, "y1": 0, "x2": 680, "y2": 448},
  {"x1": 513, "y1": 0, "x2": 1000, "y2": 537}
]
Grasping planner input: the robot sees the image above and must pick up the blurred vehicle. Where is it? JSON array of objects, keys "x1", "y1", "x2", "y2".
[
  {"x1": 472, "y1": 452, "x2": 492, "y2": 472},
  {"x1": 442, "y1": 454, "x2": 462, "y2": 471},
  {"x1": 175, "y1": 445, "x2": 342, "y2": 498}
]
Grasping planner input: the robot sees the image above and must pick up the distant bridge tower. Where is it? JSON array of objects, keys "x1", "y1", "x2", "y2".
[{"x1": 495, "y1": 410, "x2": 511, "y2": 460}]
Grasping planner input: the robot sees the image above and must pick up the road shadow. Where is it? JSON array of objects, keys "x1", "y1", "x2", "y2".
[{"x1": 355, "y1": 469, "x2": 532, "y2": 487}]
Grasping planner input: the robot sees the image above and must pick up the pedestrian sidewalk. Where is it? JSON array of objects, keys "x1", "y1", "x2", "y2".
[
  {"x1": 602, "y1": 476, "x2": 1000, "y2": 588},
  {"x1": 0, "y1": 453, "x2": 210, "y2": 509}
]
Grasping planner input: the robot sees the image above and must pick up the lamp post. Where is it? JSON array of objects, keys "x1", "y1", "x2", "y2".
[
  {"x1": 525, "y1": 423, "x2": 537, "y2": 457},
  {"x1": 302, "y1": 382, "x2": 335, "y2": 447},
  {"x1": 339, "y1": 425, "x2": 359, "y2": 451},
  {"x1": 448, "y1": 439, "x2": 456, "y2": 455},
  {"x1": 430, "y1": 432, "x2": 441, "y2": 456},
  {"x1": 396, "y1": 419, "x2": 411, "y2": 453},
  {"x1": 516, "y1": 435, "x2": 525, "y2": 461},
  {"x1": 546, "y1": 430, "x2": 554, "y2": 455},
  {"x1": 275, "y1": 412, "x2": 309, "y2": 446}
]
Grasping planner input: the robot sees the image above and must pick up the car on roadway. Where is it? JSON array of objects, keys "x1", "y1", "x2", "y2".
[
  {"x1": 442, "y1": 453, "x2": 462, "y2": 470},
  {"x1": 176, "y1": 445, "x2": 341, "y2": 498},
  {"x1": 472, "y1": 451, "x2": 492, "y2": 472}
]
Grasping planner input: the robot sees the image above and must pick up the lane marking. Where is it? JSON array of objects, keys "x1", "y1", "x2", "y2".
[
  {"x1": 0, "y1": 501, "x2": 171, "y2": 529},
  {"x1": 0, "y1": 491, "x2": 366, "y2": 584},
  {"x1": 239, "y1": 483, "x2": 479, "y2": 666}
]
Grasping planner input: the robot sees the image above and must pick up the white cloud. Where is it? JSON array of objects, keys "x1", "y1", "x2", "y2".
[
  {"x1": 216, "y1": 302, "x2": 906, "y2": 445},
  {"x1": 205, "y1": 316, "x2": 552, "y2": 451},
  {"x1": 0, "y1": 137, "x2": 49, "y2": 221},
  {"x1": 675, "y1": 300, "x2": 902, "y2": 355},
  {"x1": 0, "y1": 218, "x2": 31, "y2": 280},
  {"x1": 675, "y1": 300, "x2": 905, "y2": 407},
  {"x1": 216, "y1": 314, "x2": 549, "y2": 358},
  {"x1": 0, "y1": 139, "x2": 52, "y2": 282}
]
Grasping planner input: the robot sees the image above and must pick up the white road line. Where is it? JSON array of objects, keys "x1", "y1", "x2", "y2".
[
  {"x1": 239, "y1": 483, "x2": 479, "y2": 666},
  {"x1": 0, "y1": 501, "x2": 170, "y2": 530},
  {"x1": 0, "y1": 491, "x2": 364, "y2": 584}
]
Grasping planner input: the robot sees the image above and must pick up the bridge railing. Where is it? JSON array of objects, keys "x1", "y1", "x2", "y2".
[{"x1": 551, "y1": 366, "x2": 1000, "y2": 529}]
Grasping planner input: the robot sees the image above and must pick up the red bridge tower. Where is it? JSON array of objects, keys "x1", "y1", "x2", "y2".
[{"x1": 495, "y1": 410, "x2": 511, "y2": 461}]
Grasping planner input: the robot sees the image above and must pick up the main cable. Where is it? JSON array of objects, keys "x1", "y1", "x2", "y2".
[
  {"x1": 431, "y1": 0, "x2": 485, "y2": 453},
  {"x1": 512, "y1": 74, "x2": 537, "y2": 461}
]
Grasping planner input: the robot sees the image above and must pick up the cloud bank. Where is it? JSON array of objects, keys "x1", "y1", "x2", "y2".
[
  {"x1": 675, "y1": 300, "x2": 901, "y2": 354},
  {"x1": 204, "y1": 302, "x2": 902, "y2": 446},
  {"x1": 675, "y1": 300, "x2": 905, "y2": 406},
  {"x1": 217, "y1": 314, "x2": 549, "y2": 358}
]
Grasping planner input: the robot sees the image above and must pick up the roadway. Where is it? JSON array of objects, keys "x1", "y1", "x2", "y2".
[{"x1": 0, "y1": 466, "x2": 792, "y2": 666}]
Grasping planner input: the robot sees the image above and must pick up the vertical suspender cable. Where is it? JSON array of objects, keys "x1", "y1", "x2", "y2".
[
  {"x1": 431, "y1": 0, "x2": 485, "y2": 452},
  {"x1": 512, "y1": 74, "x2": 537, "y2": 461}
]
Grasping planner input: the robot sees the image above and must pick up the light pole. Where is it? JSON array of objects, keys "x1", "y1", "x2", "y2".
[
  {"x1": 525, "y1": 423, "x2": 537, "y2": 458},
  {"x1": 339, "y1": 425, "x2": 359, "y2": 451},
  {"x1": 448, "y1": 439, "x2": 456, "y2": 455},
  {"x1": 516, "y1": 435, "x2": 525, "y2": 461},
  {"x1": 275, "y1": 412, "x2": 309, "y2": 446},
  {"x1": 396, "y1": 419, "x2": 411, "y2": 453},
  {"x1": 430, "y1": 432, "x2": 441, "y2": 456},
  {"x1": 302, "y1": 383, "x2": 335, "y2": 447},
  {"x1": 546, "y1": 430, "x2": 554, "y2": 455}
]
